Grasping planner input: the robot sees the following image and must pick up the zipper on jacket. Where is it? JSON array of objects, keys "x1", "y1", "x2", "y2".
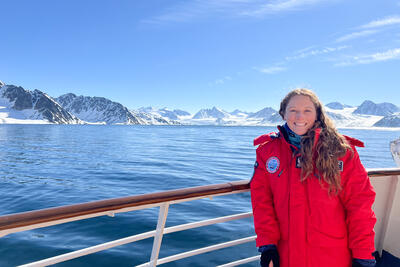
[
  {"x1": 305, "y1": 178, "x2": 311, "y2": 267},
  {"x1": 287, "y1": 153, "x2": 296, "y2": 267}
]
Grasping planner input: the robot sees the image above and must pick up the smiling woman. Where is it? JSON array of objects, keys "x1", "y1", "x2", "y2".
[
  {"x1": 251, "y1": 88, "x2": 377, "y2": 267},
  {"x1": 281, "y1": 94, "x2": 317, "y2": 135}
]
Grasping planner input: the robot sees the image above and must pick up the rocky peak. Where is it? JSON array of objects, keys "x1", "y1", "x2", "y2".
[
  {"x1": 0, "y1": 84, "x2": 80, "y2": 123},
  {"x1": 326, "y1": 102, "x2": 351, "y2": 110},
  {"x1": 192, "y1": 107, "x2": 229, "y2": 119},
  {"x1": 1, "y1": 85, "x2": 34, "y2": 110},
  {"x1": 56, "y1": 93, "x2": 142, "y2": 124},
  {"x1": 353, "y1": 100, "x2": 400, "y2": 116},
  {"x1": 374, "y1": 113, "x2": 400, "y2": 127},
  {"x1": 248, "y1": 107, "x2": 277, "y2": 119}
]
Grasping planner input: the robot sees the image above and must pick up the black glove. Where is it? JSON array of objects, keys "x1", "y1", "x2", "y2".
[
  {"x1": 352, "y1": 258, "x2": 376, "y2": 267},
  {"x1": 260, "y1": 247, "x2": 279, "y2": 267}
]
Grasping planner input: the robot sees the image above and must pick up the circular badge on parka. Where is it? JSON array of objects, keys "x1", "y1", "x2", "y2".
[{"x1": 266, "y1": 156, "x2": 280, "y2": 174}]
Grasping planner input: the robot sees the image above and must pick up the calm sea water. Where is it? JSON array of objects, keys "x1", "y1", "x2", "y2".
[{"x1": 0, "y1": 125, "x2": 399, "y2": 266}]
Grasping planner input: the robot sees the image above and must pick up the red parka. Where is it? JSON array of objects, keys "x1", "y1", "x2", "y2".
[{"x1": 250, "y1": 127, "x2": 376, "y2": 267}]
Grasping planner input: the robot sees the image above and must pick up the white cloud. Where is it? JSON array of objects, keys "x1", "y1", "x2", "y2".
[
  {"x1": 285, "y1": 45, "x2": 348, "y2": 60},
  {"x1": 257, "y1": 66, "x2": 287, "y2": 74},
  {"x1": 333, "y1": 16, "x2": 400, "y2": 43},
  {"x1": 142, "y1": 0, "x2": 333, "y2": 24},
  {"x1": 241, "y1": 0, "x2": 331, "y2": 16},
  {"x1": 336, "y1": 48, "x2": 400, "y2": 66},
  {"x1": 255, "y1": 45, "x2": 346, "y2": 75},
  {"x1": 336, "y1": 30, "x2": 377, "y2": 43},
  {"x1": 361, "y1": 15, "x2": 400, "y2": 29},
  {"x1": 293, "y1": 45, "x2": 318, "y2": 54}
]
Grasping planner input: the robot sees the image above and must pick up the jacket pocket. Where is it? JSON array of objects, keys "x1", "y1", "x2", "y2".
[
  {"x1": 307, "y1": 224, "x2": 347, "y2": 247},
  {"x1": 307, "y1": 196, "x2": 348, "y2": 247}
]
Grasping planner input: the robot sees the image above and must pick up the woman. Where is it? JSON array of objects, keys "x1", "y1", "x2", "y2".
[{"x1": 250, "y1": 89, "x2": 376, "y2": 267}]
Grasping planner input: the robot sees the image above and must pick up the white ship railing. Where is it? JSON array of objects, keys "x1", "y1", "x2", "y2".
[{"x1": 0, "y1": 168, "x2": 399, "y2": 266}]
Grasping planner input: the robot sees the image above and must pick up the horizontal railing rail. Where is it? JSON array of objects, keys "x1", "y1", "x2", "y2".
[
  {"x1": 1, "y1": 168, "x2": 399, "y2": 233},
  {"x1": 366, "y1": 168, "x2": 400, "y2": 177},
  {"x1": 0, "y1": 168, "x2": 399, "y2": 267},
  {"x1": 0, "y1": 180, "x2": 249, "y2": 233}
]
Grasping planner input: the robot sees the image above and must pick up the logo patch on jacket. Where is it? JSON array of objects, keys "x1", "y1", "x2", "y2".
[{"x1": 266, "y1": 156, "x2": 280, "y2": 174}]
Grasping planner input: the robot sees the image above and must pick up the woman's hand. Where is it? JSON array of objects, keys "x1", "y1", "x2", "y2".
[
  {"x1": 352, "y1": 258, "x2": 376, "y2": 267},
  {"x1": 260, "y1": 247, "x2": 279, "y2": 267}
]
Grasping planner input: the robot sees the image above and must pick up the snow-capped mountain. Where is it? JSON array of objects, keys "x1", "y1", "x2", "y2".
[
  {"x1": 139, "y1": 107, "x2": 190, "y2": 121},
  {"x1": 326, "y1": 102, "x2": 352, "y2": 110},
  {"x1": 374, "y1": 113, "x2": 400, "y2": 127},
  {"x1": 192, "y1": 107, "x2": 231, "y2": 119},
  {"x1": 130, "y1": 109, "x2": 179, "y2": 125},
  {"x1": 183, "y1": 102, "x2": 399, "y2": 127},
  {"x1": 158, "y1": 108, "x2": 190, "y2": 120},
  {"x1": 267, "y1": 112, "x2": 284, "y2": 123},
  {"x1": 0, "y1": 83, "x2": 81, "y2": 124},
  {"x1": 56, "y1": 94, "x2": 179, "y2": 125},
  {"x1": 173, "y1": 109, "x2": 191, "y2": 117},
  {"x1": 0, "y1": 80, "x2": 179, "y2": 125},
  {"x1": 148, "y1": 102, "x2": 399, "y2": 127},
  {"x1": 248, "y1": 107, "x2": 277, "y2": 119},
  {"x1": 230, "y1": 109, "x2": 249, "y2": 117},
  {"x1": 56, "y1": 93, "x2": 143, "y2": 124},
  {"x1": 138, "y1": 106, "x2": 159, "y2": 114},
  {"x1": 176, "y1": 106, "x2": 279, "y2": 126},
  {"x1": 325, "y1": 106, "x2": 383, "y2": 127},
  {"x1": 1, "y1": 80, "x2": 399, "y2": 127},
  {"x1": 353, "y1": 100, "x2": 400, "y2": 116}
]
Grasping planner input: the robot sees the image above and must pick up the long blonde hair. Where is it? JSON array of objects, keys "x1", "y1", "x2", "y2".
[{"x1": 279, "y1": 89, "x2": 351, "y2": 193}]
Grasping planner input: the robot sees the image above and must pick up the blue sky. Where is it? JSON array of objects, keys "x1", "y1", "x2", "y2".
[{"x1": 1, "y1": 0, "x2": 400, "y2": 113}]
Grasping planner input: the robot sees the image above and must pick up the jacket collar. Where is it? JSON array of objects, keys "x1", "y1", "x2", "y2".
[{"x1": 277, "y1": 125, "x2": 322, "y2": 153}]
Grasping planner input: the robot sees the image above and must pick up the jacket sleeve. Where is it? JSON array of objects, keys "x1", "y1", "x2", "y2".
[
  {"x1": 250, "y1": 146, "x2": 280, "y2": 247},
  {"x1": 339, "y1": 146, "x2": 376, "y2": 259}
]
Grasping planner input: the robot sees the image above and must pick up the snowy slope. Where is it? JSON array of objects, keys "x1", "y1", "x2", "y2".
[
  {"x1": 0, "y1": 83, "x2": 82, "y2": 124},
  {"x1": 374, "y1": 113, "x2": 400, "y2": 127},
  {"x1": 136, "y1": 107, "x2": 182, "y2": 124},
  {"x1": 56, "y1": 93, "x2": 142, "y2": 125},
  {"x1": 325, "y1": 107, "x2": 383, "y2": 127},
  {"x1": 192, "y1": 107, "x2": 231, "y2": 119},
  {"x1": 130, "y1": 109, "x2": 179, "y2": 125},
  {"x1": 57, "y1": 94, "x2": 179, "y2": 125}
]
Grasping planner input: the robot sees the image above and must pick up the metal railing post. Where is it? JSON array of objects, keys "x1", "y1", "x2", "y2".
[{"x1": 149, "y1": 202, "x2": 170, "y2": 267}]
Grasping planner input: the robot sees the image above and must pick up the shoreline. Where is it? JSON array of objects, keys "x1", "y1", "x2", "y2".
[{"x1": 1, "y1": 122, "x2": 400, "y2": 131}]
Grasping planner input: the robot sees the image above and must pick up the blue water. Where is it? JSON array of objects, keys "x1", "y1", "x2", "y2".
[{"x1": 0, "y1": 125, "x2": 398, "y2": 266}]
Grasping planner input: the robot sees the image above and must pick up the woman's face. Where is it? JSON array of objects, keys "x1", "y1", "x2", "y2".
[{"x1": 284, "y1": 95, "x2": 317, "y2": 135}]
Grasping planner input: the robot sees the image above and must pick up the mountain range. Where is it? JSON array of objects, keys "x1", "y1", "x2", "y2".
[
  {"x1": 0, "y1": 82, "x2": 178, "y2": 125},
  {"x1": 1, "y1": 80, "x2": 399, "y2": 127}
]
